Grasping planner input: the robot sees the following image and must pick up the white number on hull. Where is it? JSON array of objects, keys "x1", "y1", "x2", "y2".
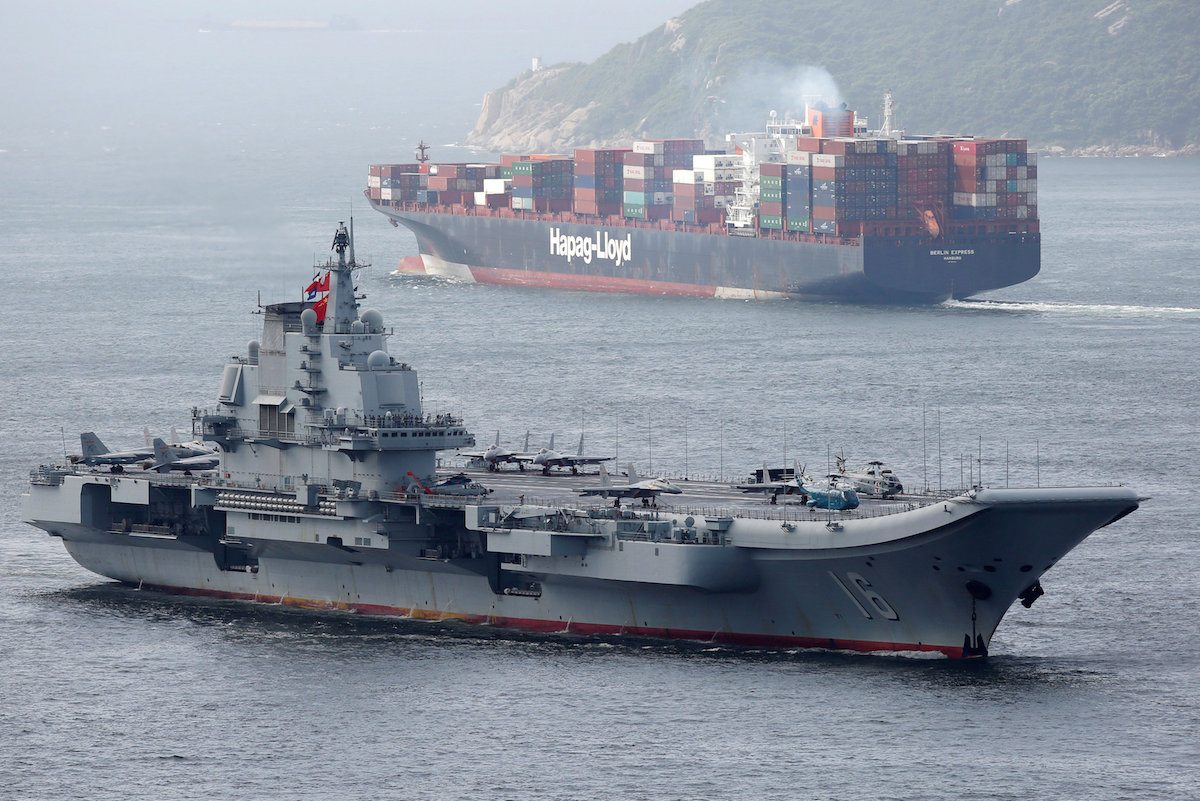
[{"x1": 828, "y1": 571, "x2": 900, "y2": 621}]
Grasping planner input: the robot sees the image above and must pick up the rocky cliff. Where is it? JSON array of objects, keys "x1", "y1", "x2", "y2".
[{"x1": 466, "y1": 0, "x2": 1199, "y2": 153}]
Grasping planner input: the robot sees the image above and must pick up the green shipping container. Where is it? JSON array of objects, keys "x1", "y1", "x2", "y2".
[
  {"x1": 623, "y1": 190, "x2": 646, "y2": 204},
  {"x1": 623, "y1": 204, "x2": 647, "y2": 219},
  {"x1": 500, "y1": 167, "x2": 515, "y2": 179},
  {"x1": 513, "y1": 162, "x2": 534, "y2": 175},
  {"x1": 760, "y1": 189, "x2": 782, "y2": 202},
  {"x1": 760, "y1": 176, "x2": 782, "y2": 188},
  {"x1": 759, "y1": 214, "x2": 783, "y2": 229},
  {"x1": 786, "y1": 217, "x2": 810, "y2": 232}
]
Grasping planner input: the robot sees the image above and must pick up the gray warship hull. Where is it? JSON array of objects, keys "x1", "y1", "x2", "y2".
[{"x1": 25, "y1": 470, "x2": 1138, "y2": 658}]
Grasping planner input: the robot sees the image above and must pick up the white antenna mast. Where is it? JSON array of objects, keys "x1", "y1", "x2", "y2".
[{"x1": 880, "y1": 90, "x2": 895, "y2": 138}]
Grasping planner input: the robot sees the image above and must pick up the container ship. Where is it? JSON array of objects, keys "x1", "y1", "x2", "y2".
[
  {"x1": 23, "y1": 223, "x2": 1140, "y2": 659},
  {"x1": 368, "y1": 99, "x2": 1040, "y2": 303}
]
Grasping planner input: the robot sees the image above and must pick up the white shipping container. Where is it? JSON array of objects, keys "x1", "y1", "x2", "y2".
[
  {"x1": 473, "y1": 192, "x2": 487, "y2": 206},
  {"x1": 380, "y1": 188, "x2": 393, "y2": 201},
  {"x1": 624, "y1": 165, "x2": 646, "y2": 180},
  {"x1": 811, "y1": 153, "x2": 844, "y2": 168},
  {"x1": 673, "y1": 169, "x2": 697, "y2": 183},
  {"x1": 1015, "y1": 166, "x2": 1027, "y2": 180},
  {"x1": 1016, "y1": 206, "x2": 1029, "y2": 219},
  {"x1": 633, "y1": 140, "x2": 664, "y2": 155},
  {"x1": 368, "y1": 175, "x2": 381, "y2": 188},
  {"x1": 786, "y1": 150, "x2": 812, "y2": 165},
  {"x1": 692, "y1": 154, "x2": 738, "y2": 170},
  {"x1": 1027, "y1": 152, "x2": 1038, "y2": 166},
  {"x1": 483, "y1": 178, "x2": 510, "y2": 195}
]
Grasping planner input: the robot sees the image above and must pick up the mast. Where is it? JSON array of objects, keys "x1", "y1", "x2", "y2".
[
  {"x1": 327, "y1": 221, "x2": 359, "y2": 333},
  {"x1": 880, "y1": 90, "x2": 895, "y2": 138}
]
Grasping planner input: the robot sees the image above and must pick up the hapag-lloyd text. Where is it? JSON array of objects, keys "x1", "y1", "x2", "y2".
[{"x1": 550, "y1": 228, "x2": 633, "y2": 267}]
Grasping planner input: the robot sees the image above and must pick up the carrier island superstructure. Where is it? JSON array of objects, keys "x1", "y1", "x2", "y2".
[{"x1": 23, "y1": 225, "x2": 1140, "y2": 658}]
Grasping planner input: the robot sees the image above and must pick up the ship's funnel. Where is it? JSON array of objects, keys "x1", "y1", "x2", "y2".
[{"x1": 805, "y1": 103, "x2": 854, "y2": 139}]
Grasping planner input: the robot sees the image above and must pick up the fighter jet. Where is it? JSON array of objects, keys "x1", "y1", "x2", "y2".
[
  {"x1": 170, "y1": 427, "x2": 219, "y2": 458},
  {"x1": 75, "y1": 432, "x2": 154, "y2": 467},
  {"x1": 736, "y1": 462, "x2": 806, "y2": 503},
  {"x1": 150, "y1": 438, "x2": 219, "y2": 473},
  {"x1": 459, "y1": 431, "x2": 536, "y2": 472},
  {"x1": 835, "y1": 454, "x2": 904, "y2": 498},
  {"x1": 524, "y1": 432, "x2": 613, "y2": 475},
  {"x1": 578, "y1": 464, "x2": 683, "y2": 507}
]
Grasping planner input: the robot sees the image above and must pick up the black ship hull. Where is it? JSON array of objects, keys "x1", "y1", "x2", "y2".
[{"x1": 372, "y1": 203, "x2": 1040, "y2": 303}]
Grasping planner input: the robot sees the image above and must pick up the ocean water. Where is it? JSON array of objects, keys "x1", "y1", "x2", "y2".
[{"x1": 2, "y1": 130, "x2": 1199, "y2": 799}]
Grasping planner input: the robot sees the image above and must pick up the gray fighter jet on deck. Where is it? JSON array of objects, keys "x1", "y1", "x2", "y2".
[
  {"x1": 578, "y1": 464, "x2": 683, "y2": 507},
  {"x1": 524, "y1": 433, "x2": 613, "y2": 475}
]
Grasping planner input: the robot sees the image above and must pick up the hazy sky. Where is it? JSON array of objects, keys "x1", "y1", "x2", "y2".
[{"x1": 0, "y1": 0, "x2": 699, "y2": 155}]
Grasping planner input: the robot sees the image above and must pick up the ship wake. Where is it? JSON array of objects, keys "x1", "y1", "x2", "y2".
[{"x1": 946, "y1": 298, "x2": 1200, "y2": 318}]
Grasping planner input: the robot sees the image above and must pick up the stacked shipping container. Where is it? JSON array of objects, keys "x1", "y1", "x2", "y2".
[
  {"x1": 512, "y1": 157, "x2": 574, "y2": 213},
  {"x1": 951, "y1": 140, "x2": 1037, "y2": 220},
  {"x1": 623, "y1": 139, "x2": 705, "y2": 221},
  {"x1": 806, "y1": 138, "x2": 899, "y2": 235},
  {"x1": 785, "y1": 156, "x2": 812, "y2": 232},
  {"x1": 369, "y1": 129, "x2": 1037, "y2": 235},
  {"x1": 895, "y1": 140, "x2": 951, "y2": 219},
  {"x1": 757, "y1": 162, "x2": 786, "y2": 230},
  {"x1": 574, "y1": 148, "x2": 628, "y2": 217}
]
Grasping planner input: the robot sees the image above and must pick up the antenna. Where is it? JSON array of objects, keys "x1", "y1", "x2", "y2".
[
  {"x1": 415, "y1": 140, "x2": 430, "y2": 163},
  {"x1": 937, "y1": 408, "x2": 943, "y2": 492},
  {"x1": 922, "y1": 403, "x2": 928, "y2": 492},
  {"x1": 880, "y1": 90, "x2": 895, "y2": 138},
  {"x1": 684, "y1": 416, "x2": 688, "y2": 479},
  {"x1": 647, "y1": 413, "x2": 653, "y2": 475},
  {"x1": 614, "y1": 416, "x2": 619, "y2": 471},
  {"x1": 348, "y1": 217, "x2": 356, "y2": 267},
  {"x1": 719, "y1": 420, "x2": 724, "y2": 482}
]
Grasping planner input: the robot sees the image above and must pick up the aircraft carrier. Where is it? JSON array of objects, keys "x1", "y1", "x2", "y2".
[{"x1": 22, "y1": 223, "x2": 1140, "y2": 658}]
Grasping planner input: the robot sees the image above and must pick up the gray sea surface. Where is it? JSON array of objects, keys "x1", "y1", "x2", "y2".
[{"x1": 2, "y1": 20, "x2": 1199, "y2": 798}]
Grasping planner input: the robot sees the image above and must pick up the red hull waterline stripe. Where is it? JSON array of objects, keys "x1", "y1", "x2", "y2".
[
  {"x1": 137, "y1": 582, "x2": 969, "y2": 659},
  {"x1": 470, "y1": 266, "x2": 719, "y2": 298}
]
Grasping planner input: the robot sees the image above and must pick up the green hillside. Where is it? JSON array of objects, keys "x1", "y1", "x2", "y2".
[{"x1": 468, "y1": 0, "x2": 1199, "y2": 151}]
